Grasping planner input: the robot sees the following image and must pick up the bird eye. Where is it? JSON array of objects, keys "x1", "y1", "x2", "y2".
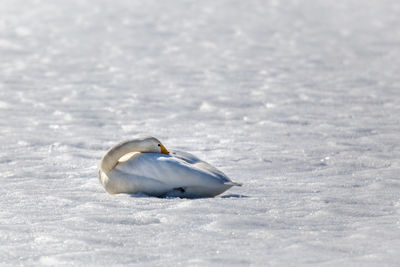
[{"x1": 158, "y1": 144, "x2": 161, "y2": 147}]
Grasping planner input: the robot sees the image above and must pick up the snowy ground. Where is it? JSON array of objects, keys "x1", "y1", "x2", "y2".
[{"x1": 1, "y1": 0, "x2": 400, "y2": 266}]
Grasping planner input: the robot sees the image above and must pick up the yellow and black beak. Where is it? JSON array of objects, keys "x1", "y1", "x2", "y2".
[{"x1": 160, "y1": 144, "x2": 169, "y2": 155}]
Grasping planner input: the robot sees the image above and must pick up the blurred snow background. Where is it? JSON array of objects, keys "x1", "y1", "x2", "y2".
[{"x1": 1, "y1": 0, "x2": 400, "y2": 265}]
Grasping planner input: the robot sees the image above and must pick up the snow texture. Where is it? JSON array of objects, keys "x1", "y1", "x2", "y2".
[{"x1": 1, "y1": 0, "x2": 400, "y2": 266}]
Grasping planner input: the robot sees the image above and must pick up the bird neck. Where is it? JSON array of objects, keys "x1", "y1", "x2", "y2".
[{"x1": 99, "y1": 139, "x2": 147, "y2": 174}]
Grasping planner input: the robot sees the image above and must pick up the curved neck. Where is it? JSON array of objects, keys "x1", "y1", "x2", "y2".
[{"x1": 100, "y1": 139, "x2": 149, "y2": 174}]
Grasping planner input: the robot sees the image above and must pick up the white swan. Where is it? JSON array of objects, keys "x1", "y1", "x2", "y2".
[{"x1": 98, "y1": 137, "x2": 241, "y2": 198}]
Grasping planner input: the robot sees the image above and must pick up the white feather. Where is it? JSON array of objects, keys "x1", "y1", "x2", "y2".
[{"x1": 98, "y1": 138, "x2": 241, "y2": 198}]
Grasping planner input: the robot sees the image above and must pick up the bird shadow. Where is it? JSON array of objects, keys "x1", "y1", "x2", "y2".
[
  {"x1": 220, "y1": 194, "x2": 249, "y2": 199},
  {"x1": 127, "y1": 193, "x2": 249, "y2": 199}
]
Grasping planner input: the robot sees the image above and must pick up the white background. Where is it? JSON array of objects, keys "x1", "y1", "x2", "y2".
[{"x1": 1, "y1": 0, "x2": 399, "y2": 265}]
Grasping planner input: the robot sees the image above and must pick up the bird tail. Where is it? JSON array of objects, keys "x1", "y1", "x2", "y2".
[{"x1": 224, "y1": 181, "x2": 242, "y2": 187}]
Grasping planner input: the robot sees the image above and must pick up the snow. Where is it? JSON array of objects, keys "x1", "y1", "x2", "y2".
[{"x1": 1, "y1": 0, "x2": 400, "y2": 265}]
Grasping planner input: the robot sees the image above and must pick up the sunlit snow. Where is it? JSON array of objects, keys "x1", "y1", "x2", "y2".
[{"x1": 1, "y1": 0, "x2": 399, "y2": 266}]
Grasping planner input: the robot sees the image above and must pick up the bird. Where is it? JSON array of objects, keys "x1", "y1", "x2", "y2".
[{"x1": 98, "y1": 136, "x2": 241, "y2": 198}]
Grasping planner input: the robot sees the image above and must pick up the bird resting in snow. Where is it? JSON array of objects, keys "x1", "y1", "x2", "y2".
[{"x1": 98, "y1": 137, "x2": 241, "y2": 198}]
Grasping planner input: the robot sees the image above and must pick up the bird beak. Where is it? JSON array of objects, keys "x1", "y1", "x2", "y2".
[{"x1": 160, "y1": 144, "x2": 169, "y2": 155}]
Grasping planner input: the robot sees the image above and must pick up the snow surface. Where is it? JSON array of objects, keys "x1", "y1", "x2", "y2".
[{"x1": 1, "y1": 0, "x2": 400, "y2": 266}]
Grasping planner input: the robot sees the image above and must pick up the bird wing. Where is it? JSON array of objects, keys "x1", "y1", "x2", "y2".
[{"x1": 114, "y1": 151, "x2": 231, "y2": 188}]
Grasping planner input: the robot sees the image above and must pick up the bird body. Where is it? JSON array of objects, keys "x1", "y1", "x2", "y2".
[{"x1": 98, "y1": 137, "x2": 241, "y2": 198}]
